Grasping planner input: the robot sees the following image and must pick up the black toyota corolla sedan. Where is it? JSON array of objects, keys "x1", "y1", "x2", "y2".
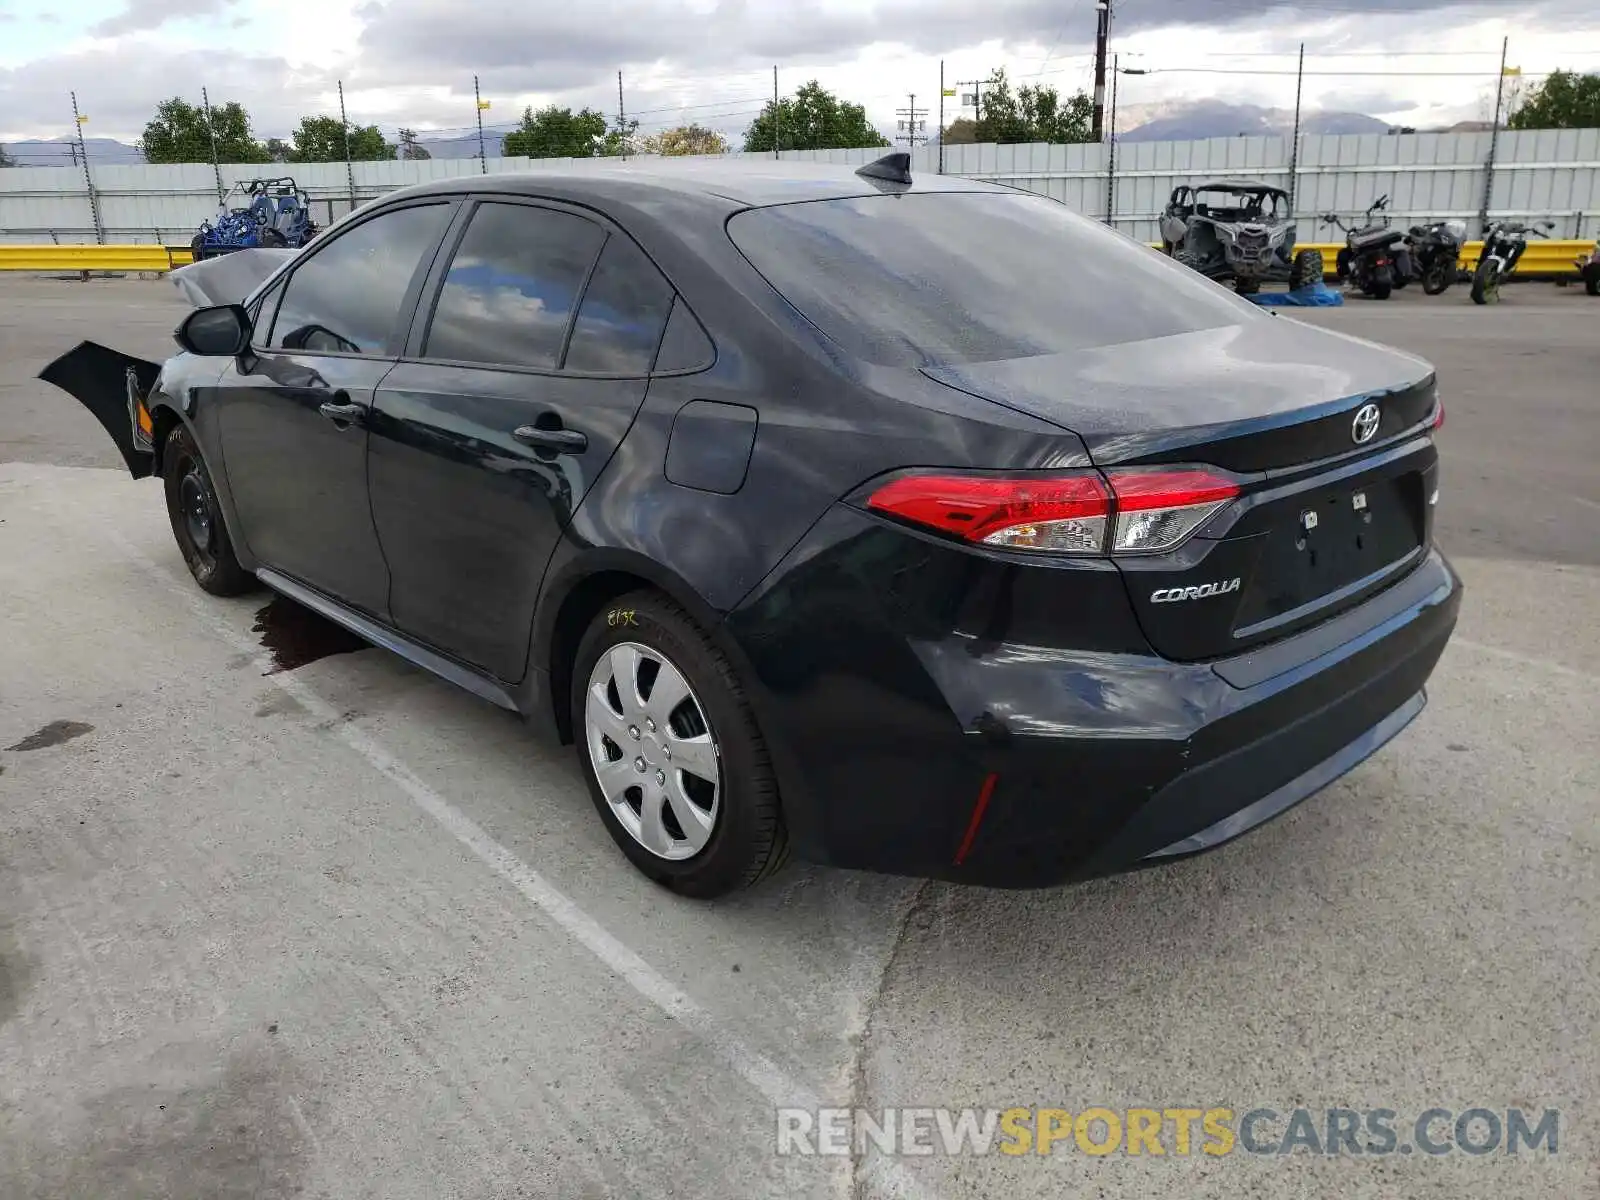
[{"x1": 43, "y1": 153, "x2": 1460, "y2": 898}]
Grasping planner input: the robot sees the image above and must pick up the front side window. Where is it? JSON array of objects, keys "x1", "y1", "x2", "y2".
[
  {"x1": 270, "y1": 203, "x2": 450, "y2": 355},
  {"x1": 423, "y1": 203, "x2": 606, "y2": 369}
]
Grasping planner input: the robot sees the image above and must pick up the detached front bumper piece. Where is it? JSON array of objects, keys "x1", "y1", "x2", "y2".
[{"x1": 38, "y1": 341, "x2": 161, "y2": 477}]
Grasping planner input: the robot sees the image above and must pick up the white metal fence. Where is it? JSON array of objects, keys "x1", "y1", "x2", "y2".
[{"x1": 3, "y1": 129, "x2": 1597, "y2": 245}]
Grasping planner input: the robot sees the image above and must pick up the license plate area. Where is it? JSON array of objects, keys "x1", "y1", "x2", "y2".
[{"x1": 1232, "y1": 471, "x2": 1425, "y2": 631}]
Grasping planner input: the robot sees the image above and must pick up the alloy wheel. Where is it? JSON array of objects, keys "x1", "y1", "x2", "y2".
[{"x1": 584, "y1": 641, "x2": 721, "y2": 861}]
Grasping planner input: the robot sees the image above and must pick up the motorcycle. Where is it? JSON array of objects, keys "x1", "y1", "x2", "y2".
[
  {"x1": 1576, "y1": 238, "x2": 1600, "y2": 297},
  {"x1": 1471, "y1": 219, "x2": 1555, "y2": 304},
  {"x1": 1396, "y1": 220, "x2": 1466, "y2": 295},
  {"x1": 1322, "y1": 196, "x2": 1404, "y2": 300}
]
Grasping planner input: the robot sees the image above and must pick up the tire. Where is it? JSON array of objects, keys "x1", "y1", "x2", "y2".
[
  {"x1": 161, "y1": 424, "x2": 253, "y2": 596},
  {"x1": 189, "y1": 233, "x2": 206, "y2": 262},
  {"x1": 1422, "y1": 260, "x2": 1453, "y2": 295},
  {"x1": 1233, "y1": 277, "x2": 1260, "y2": 295},
  {"x1": 1470, "y1": 259, "x2": 1500, "y2": 305},
  {"x1": 571, "y1": 590, "x2": 788, "y2": 898},
  {"x1": 1335, "y1": 247, "x2": 1353, "y2": 282},
  {"x1": 1289, "y1": 248, "x2": 1324, "y2": 290},
  {"x1": 1584, "y1": 266, "x2": 1600, "y2": 297},
  {"x1": 1369, "y1": 278, "x2": 1392, "y2": 300},
  {"x1": 261, "y1": 229, "x2": 288, "y2": 248}
]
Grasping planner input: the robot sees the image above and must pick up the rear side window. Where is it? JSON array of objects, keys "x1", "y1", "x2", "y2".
[
  {"x1": 727, "y1": 191, "x2": 1258, "y2": 367},
  {"x1": 564, "y1": 236, "x2": 676, "y2": 375},
  {"x1": 424, "y1": 202, "x2": 606, "y2": 369},
  {"x1": 270, "y1": 203, "x2": 449, "y2": 355}
]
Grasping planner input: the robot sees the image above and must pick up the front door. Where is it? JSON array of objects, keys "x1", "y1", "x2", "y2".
[
  {"x1": 368, "y1": 199, "x2": 676, "y2": 681},
  {"x1": 213, "y1": 200, "x2": 455, "y2": 617}
]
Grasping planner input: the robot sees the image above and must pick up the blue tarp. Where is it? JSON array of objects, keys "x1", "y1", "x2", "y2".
[{"x1": 1244, "y1": 281, "x2": 1344, "y2": 307}]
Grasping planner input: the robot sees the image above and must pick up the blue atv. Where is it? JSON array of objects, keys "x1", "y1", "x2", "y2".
[{"x1": 190, "y1": 177, "x2": 318, "y2": 260}]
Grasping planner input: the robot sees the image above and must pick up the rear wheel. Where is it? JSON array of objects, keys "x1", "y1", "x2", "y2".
[
  {"x1": 261, "y1": 229, "x2": 288, "y2": 248},
  {"x1": 1584, "y1": 266, "x2": 1600, "y2": 297},
  {"x1": 189, "y1": 233, "x2": 206, "y2": 262},
  {"x1": 571, "y1": 591, "x2": 787, "y2": 898},
  {"x1": 1289, "y1": 248, "x2": 1324, "y2": 290},
  {"x1": 1335, "y1": 247, "x2": 1353, "y2": 282},
  {"x1": 162, "y1": 424, "x2": 253, "y2": 596},
  {"x1": 1471, "y1": 259, "x2": 1500, "y2": 305},
  {"x1": 1422, "y1": 260, "x2": 1453, "y2": 295}
]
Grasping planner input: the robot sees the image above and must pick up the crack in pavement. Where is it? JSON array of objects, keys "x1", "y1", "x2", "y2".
[{"x1": 848, "y1": 879, "x2": 932, "y2": 1200}]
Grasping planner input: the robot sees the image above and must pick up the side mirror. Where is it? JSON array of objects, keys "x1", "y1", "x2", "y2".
[
  {"x1": 175, "y1": 304, "x2": 252, "y2": 357},
  {"x1": 1539, "y1": 220, "x2": 1556, "y2": 231}
]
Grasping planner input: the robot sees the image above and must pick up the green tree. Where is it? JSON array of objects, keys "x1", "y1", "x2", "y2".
[
  {"x1": 743, "y1": 81, "x2": 889, "y2": 152},
  {"x1": 263, "y1": 137, "x2": 293, "y2": 163},
  {"x1": 940, "y1": 116, "x2": 978, "y2": 145},
  {"x1": 501, "y1": 105, "x2": 610, "y2": 158},
  {"x1": 290, "y1": 115, "x2": 393, "y2": 162},
  {"x1": 397, "y1": 128, "x2": 431, "y2": 160},
  {"x1": 599, "y1": 115, "x2": 640, "y2": 157},
  {"x1": 1508, "y1": 69, "x2": 1600, "y2": 130},
  {"x1": 640, "y1": 123, "x2": 730, "y2": 156},
  {"x1": 140, "y1": 97, "x2": 272, "y2": 164},
  {"x1": 972, "y1": 69, "x2": 1094, "y2": 144}
]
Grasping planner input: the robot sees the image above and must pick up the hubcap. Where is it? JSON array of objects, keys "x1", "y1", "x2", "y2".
[
  {"x1": 179, "y1": 469, "x2": 213, "y2": 552},
  {"x1": 584, "y1": 641, "x2": 720, "y2": 861}
]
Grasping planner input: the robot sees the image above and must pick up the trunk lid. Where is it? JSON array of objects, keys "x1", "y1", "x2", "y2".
[{"x1": 923, "y1": 319, "x2": 1440, "y2": 660}]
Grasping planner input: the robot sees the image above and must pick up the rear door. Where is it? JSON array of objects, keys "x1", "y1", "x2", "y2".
[
  {"x1": 214, "y1": 199, "x2": 455, "y2": 617},
  {"x1": 369, "y1": 198, "x2": 676, "y2": 681}
]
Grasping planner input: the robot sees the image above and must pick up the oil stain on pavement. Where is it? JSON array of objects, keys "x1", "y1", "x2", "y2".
[
  {"x1": 6, "y1": 720, "x2": 94, "y2": 752},
  {"x1": 252, "y1": 595, "x2": 367, "y2": 674}
]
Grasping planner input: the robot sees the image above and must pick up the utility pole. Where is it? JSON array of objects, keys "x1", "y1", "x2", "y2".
[
  {"x1": 474, "y1": 75, "x2": 487, "y2": 173},
  {"x1": 938, "y1": 60, "x2": 946, "y2": 174},
  {"x1": 1480, "y1": 36, "x2": 1510, "y2": 235},
  {"x1": 773, "y1": 65, "x2": 780, "y2": 159},
  {"x1": 70, "y1": 92, "x2": 103, "y2": 244},
  {"x1": 1105, "y1": 54, "x2": 1119, "y2": 224},
  {"x1": 1286, "y1": 44, "x2": 1305, "y2": 213},
  {"x1": 201, "y1": 86, "x2": 225, "y2": 203},
  {"x1": 616, "y1": 71, "x2": 628, "y2": 157},
  {"x1": 337, "y1": 80, "x2": 355, "y2": 214},
  {"x1": 895, "y1": 94, "x2": 928, "y2": 148},
  {"x1": 1092, "y1": 0, "x2": 1114, "y2": 142},
  {"x1": 956, "y1": 79, "x2": 984, "y2": 134}
]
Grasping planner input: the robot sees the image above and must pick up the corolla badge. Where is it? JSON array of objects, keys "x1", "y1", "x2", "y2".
[
  {"x1": 1351, "y1": 403, "x2": 1382, "y2": 444},
  {"x1": 1150, "y1": 578, "x2": 1242, "y2": 603}
]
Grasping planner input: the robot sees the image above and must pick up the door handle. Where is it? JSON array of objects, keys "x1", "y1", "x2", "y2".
[
  {"x1": 318, "y1": 394, "x2": 365, "y2": 428},
  {"x1": 512, "y1": 424, "x2": 587, "y2": 453}
]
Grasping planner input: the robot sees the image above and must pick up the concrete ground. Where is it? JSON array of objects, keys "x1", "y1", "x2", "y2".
[{"x1": 0, "y1": 277, "x2": 1595, "y2": 1199}]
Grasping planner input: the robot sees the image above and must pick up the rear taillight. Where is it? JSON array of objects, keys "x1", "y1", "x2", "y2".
[
  {"x1": 1430, "y1": 397, "x2": 1445, "y2": 430},
  {"x1": 863, "y1": 467, "x2": 1238, "y2": 556},
  {"x1": 864, "y1": 472, "x2": 1111, "y2": 552},
  {"x1": 1104, "y1": 467, "x2": 1239, "y2": 554}
]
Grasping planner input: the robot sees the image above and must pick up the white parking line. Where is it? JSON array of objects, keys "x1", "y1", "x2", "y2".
[{"x1": 98, "y1": 526, "x2": 937, "y2": 1200}]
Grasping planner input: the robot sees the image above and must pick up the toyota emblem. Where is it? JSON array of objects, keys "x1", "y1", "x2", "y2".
[{"x1": 1351, "y1": 403, "x2": 1381, "y2": 444}]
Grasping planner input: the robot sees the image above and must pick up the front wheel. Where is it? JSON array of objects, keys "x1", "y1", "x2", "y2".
[
  {"x1": 1422, "y1": 260, "x2": 1454, "y2": 295},
  {"x1": 162, "y1": 424, "x2": 253, "y2": 596},
  {"x1": 572, "y1": 591, "x2": 788, "y2": 898},
  {"x1": 1335, "y1": 247, "x2": 1353, "y2": 282},
  {"x1": 1471, "y1": 259, "x2": 1501, "y2": 304},
  {"x1": 1583, "y1": 265, "x2": 1600, "y2": 297},
  {"x1": 1289, "y1": 248, "x2": 1325, "y2": 290}
]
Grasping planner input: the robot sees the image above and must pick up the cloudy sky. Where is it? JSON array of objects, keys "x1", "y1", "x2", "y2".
[{"x1": 3, "y1": 0, "x2": 1600, "y2": 150}]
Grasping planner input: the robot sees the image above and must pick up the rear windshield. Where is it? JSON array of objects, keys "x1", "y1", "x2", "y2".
[{"x1": 727, "y1": 191, "x2": 1256, "y2": 367}]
